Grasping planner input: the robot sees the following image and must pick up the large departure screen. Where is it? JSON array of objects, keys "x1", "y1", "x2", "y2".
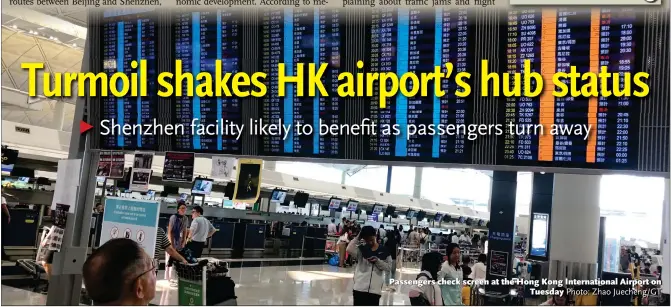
[
  {"x1": 258, "y1": 8, "x2": 344, "y2": 158},
  {"x1": 498, "y1": 8, "x2": 641, "y2": 170},
  {"x1": 365, "y1": 8, "x2": 475, "y2": 163},
  {"x1": 101, "y1": 10, "x2": 158, "y2": 150},
  {"x1": 173, "y1": 10, "x2": 243, "y2": 154}
]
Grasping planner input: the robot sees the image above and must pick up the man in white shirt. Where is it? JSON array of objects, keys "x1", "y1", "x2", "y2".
[
  {"x1": 186, "y1": 206, "x2": 216, "y2": 258},
  {"x1": 377, "y1": 225, "x2": 386, "y2": 243},
  {"x1": 451, "y1": 232, "x2": 460, "y2": 244},
  {"x1": 460, "y1": 232, "x2": 470, "y2": 243},
  {"x1": 469, "y1": 253, "x2": 487, "y2": 281},
  {"x1": 327, "y1": 219, "x2": 337, "y2": 235}
]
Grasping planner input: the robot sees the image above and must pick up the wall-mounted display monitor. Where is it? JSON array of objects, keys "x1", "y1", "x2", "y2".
[
  {"x1": 434, "y1": 214, "x2": 443, "y2": 222},
  {"x1": 530, "y1": 212, "x2": 550, "y2": 259},
  {"x1": 458, "y1": 216, "x2": 465, "y2": 224},
  {"x1": 372, "y1": 204, "x2": 385, "y2": 214},
  {"x1": 416, "y1": 211, "x2": 426, "y2": 221},
  {"x1": 328, "y1": 198, "x2": 342, "y2": 209},
  {"x1": 192, "y1": 178, "x2": 214, "y2": 195},
  {"x1": 385, "y1": 205, "x2": 396, "y2": 216},
  {"x1": 270, "y1": 189, "x2": 288, "y2": 203},
  {"x1": 293, "y1": 192, "x2": 310, "y2": 208},
  {"x1": 406, "y1": 209, "x2": 417, "y2": 219},
  {"x1": 346, "y1": 200, "x2": 359, "y2": 212}
]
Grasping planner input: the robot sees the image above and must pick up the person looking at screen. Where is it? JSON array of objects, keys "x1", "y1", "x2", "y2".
[
  {"x1": 165, "y1": 201, "x2": 188, "y2": 286},
  {"x1": 469, "y1": 253, "x2": 487, "y2": 281},
  {"x1": 186, "y1": 206, "x2": 216, "y2": 258},
  {"x1": 439, "y1": 243, "x2": 463, "y2": 306},
  {"x1": 347, "y1": 225, "x2": 392, "y2": 306},
  {"x1": 82, "y1": 239, "x2": 156, "y2": 306}
]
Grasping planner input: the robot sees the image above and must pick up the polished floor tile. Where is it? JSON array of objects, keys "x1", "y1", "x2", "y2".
[
  {"x1": 2, "y1": 263, "x2": 424, "y2": 305},
  {"x1": 155, "y1": 264, "x2": 421, "y2": 305},
  {"x1": 1, "y1": 285, "x2": 47, "y2": 306}
]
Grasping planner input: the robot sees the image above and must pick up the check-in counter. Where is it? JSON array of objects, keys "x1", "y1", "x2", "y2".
[{"x1": 5, "y1": 208, "x2": 40, "y2": 247}]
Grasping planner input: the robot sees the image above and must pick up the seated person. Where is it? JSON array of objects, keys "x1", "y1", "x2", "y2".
[{"x1": 82, "y1": 239, "x2": 156, "y2": 306}]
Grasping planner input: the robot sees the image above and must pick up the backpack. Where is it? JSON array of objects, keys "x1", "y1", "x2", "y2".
[{"x1": 410, "y1": 273, "x2": 432, "y2": 306}]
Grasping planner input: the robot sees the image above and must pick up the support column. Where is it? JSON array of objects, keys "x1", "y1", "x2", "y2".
[
  {"x1": 263, "y1": 160, "x2": 276, "y2": 171},
  {"x1": 528, "y1": 172, "x2": 554, "y2": 261},
  {"x1": 385, "y1": 166, "x2": 392, "y2": 193},
  {"x1": 661, "y1": 179, "x2": 670, "y2": 295},
  {"x1": 340, "y1": 170, "x2": 346, "y2": 185},
  {"x1": 548, "y1": 173, "x2": 601, "y2": 281},
  {"x1": 486, "y1": 171, "x2": 517, "y2": 293},
  {"x1": 413, "y1": 167, "x2": 423, "y2": 198}
]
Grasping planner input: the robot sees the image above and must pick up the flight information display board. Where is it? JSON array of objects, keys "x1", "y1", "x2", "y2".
[
  {"x1": 101, "y1": 10, "x2": 158, "y2": 150},
  {"x1": 498, "y1": 8, "x2": 641, "y2": 170},
  {"x1": 173, "y1": 10, "x2": 243, "y2": 154},
  {"x1": 258, "y1": 8, "x2": 344, "y2": 157},
  {"x1": 365, "y1": 8, "x2": 475, "y2": 163}
]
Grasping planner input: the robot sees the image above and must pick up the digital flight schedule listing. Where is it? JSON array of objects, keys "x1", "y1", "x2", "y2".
[
  {"x1": 499, "y1": 8, "x2": 641, "y2": 170},
  {"x1": 366, "y1": 8, "x2": 474, "y2": 163},
  {"x1": 75, "y1": 7, "x2": 659, "y2": 173}
]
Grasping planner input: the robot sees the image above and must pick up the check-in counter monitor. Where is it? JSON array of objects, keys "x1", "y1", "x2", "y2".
[
  {"x1": 6, "y1": 208, "x2": 40, "y2": 247},
  {"x1": 211, "y1": 221, "x2": 235, "y2": 249},
  {"x1": 244, "y1": 224, "x2": 265, "y2": 249}
]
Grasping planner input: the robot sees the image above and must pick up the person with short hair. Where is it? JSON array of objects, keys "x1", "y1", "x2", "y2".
[
  {"x1": 82, "y1": 239, "x2": 156, "y2": 306},
  {"x1": 186, "y1": 206, "x2": 216, "y2": 258},
  {"x1": 347, "y1": 225, "x2": 392, "y2": 305}
]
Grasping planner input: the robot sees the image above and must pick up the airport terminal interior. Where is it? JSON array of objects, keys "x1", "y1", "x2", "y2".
[{"x1": 0, "y1": 4, "x2": 670, "y2": 307}]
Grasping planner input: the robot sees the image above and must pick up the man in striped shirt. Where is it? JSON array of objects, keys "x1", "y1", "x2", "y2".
[{"x1": 155, "y1": 227, "x2": 187, "y2": 274}]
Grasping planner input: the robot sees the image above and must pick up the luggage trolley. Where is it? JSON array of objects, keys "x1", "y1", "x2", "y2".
[{"x1": 174, "y1": 259, "x2": 237, "y2": 306}]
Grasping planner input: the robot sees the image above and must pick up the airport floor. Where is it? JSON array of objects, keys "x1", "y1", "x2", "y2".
[{"x1": 2, "y1": 264, "x2": 423, "y2": 305}]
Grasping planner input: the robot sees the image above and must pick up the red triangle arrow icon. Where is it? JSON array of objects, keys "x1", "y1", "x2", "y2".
[{"x1": 80, "y1": 120, "x2": 93, "y2": 134}]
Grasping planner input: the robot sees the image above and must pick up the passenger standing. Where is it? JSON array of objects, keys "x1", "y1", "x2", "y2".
[
  {"x1": 469, "y1": 253, "x2": 487, "y2": 281},
  {"x1": 186, "y1": 206, "x2": 216, "y2": 258},
  {"x1": 327, "y1": 219, "x2": 337, "y2": 235},
  {"x1": 383, "y1": 227, "x2": 400, "y2": 292},
  {"x1": 347, "y1": 226, "x2": 392, "y2": 306},
  {"x1": 409, "y1": 252, "x2": 444, "y2": 306},
  {"x1": 166, "y1": 202, "x2": 188, "y2": 285},
  {"x1": 439, "y1": 243, "x2": 463, "y2": 306},
  {"x1": 377, "y1": 225, "x2": 387, "y2": 244},
  {"x1": 337, "y1": 226, "x2": 350, "y2": 268},
  {"x1": 451, "y1": 232, "x2": 460, "y2": 244}
]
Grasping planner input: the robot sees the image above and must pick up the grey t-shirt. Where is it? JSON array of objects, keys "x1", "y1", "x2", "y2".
[{"x1": 190, "y1": 216, "x2": 215, "y2": 242}]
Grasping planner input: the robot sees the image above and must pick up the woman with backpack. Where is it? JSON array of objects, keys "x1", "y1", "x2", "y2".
[
  {"x1": 440, "y1": 243, "x2": 463, "y2": 306},
  {"x1": 409, "y1": 252, "x2": 444, "y2": 306}
]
